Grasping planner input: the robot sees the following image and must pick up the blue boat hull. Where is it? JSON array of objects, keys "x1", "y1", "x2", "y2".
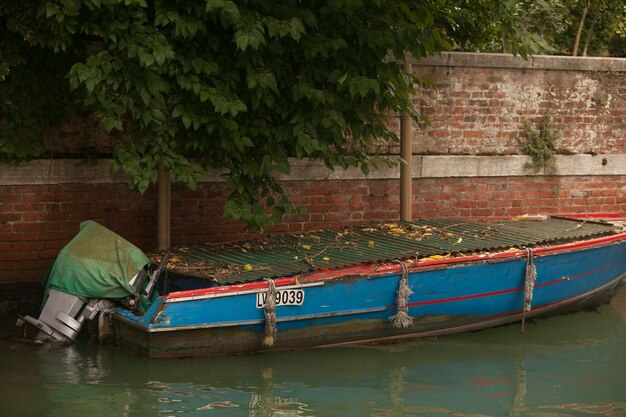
[{"x1": 113, "y1": 237, "x2": 626, "y2": 357}]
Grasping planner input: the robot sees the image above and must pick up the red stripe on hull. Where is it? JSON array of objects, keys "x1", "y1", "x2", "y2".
[{"x1": 406, "y1": 257, "x2": 626, "y2": 308}]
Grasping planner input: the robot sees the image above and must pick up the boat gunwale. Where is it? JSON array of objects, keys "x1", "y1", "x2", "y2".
[{"x1": 162, "y1": 231, "x2": 626, "y2": 302}]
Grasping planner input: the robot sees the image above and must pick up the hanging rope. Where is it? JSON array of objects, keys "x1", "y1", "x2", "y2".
[
  {"x1": 263, "y1": 279, "x2": 277, "y2": 347},
  {"x1": 389, "y1": 261, "x2": 414, "y2": 328},
  {"x1": 521, "y1": 248, "x2": 537, "y2": 333}
]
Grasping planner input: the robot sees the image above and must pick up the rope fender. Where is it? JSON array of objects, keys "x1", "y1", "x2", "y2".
[
  {"x1": 263, "y1": 278, "x2": 277, "y2": 347},
  {"x1": 521, "y1": 248, "x2": 537, "y2": 333},
  {"x1": 389, "y1": 261, "x2": 414, "y2": 328}
]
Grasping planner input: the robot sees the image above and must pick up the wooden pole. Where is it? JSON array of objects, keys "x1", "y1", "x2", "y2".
[
  {"x1": 400, "y1": 63, "x2": 413, "y2": 222},
  {"x1": 157, "y1": 162, "x2": 171, "y2": 251}
]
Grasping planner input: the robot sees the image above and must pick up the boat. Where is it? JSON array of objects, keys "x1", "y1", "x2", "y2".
[{"x1": 18, "y1": 216, "x2": 626, "y2": 358}]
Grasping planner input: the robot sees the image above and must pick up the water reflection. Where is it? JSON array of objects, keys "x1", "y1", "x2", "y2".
[{"x1": 1, "y1": 297, "x2": 625, "y2": 417}]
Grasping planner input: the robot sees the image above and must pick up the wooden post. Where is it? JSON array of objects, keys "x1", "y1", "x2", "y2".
[
  {"x1": 400, "y1": 63, "x2": 413, "y2": 222},
  {"x1": 157, "y1": 162, "x2": 171, "y2": 251}
]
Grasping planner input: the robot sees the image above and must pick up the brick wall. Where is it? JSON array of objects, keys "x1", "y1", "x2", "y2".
[
  {"x1": 3, "y1": 175, "x2": 623, "y2": 283},
  {"x1": 168, "y1": 175, "x2": 626, "y2": 245},
  {"x1": 413, "y1": 66, "x2": 625, "y2": 156},
  {"x1": 1, "y1": 52, "x2": 625, "y2": 314},
  {"x1": 0, "y1": 184, "x2": 155, "y2": 283}
]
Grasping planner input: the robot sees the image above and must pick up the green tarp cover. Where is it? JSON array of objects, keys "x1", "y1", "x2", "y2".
[{"x1": 44, "y1": 221, "x2": 149, "y2": 299}]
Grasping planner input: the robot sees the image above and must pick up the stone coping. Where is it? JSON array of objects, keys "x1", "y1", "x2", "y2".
[
  {"x1": 412, "y1": 52, "x2": 626, "y2": 72},
  {"x1": 1, "y1": 154, "x2": 625, "y2": 185}
]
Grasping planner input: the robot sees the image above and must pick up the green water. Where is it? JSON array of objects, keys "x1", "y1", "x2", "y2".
[{"x1": 1, "y1": 289, "x2": 625, "y2": 417}]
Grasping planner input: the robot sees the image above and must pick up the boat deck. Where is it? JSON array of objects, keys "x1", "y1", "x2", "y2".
[
  {"x1": 155, "y1": 217, "x2": 621, "y2": 285},
  {"x1": 159, "y1": 217, "x2": 621, "y2": 284}
]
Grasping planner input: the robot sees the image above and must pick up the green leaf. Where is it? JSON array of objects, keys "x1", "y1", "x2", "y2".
[
  {"x1": 46, "y1": 2, "x2": 60, "y2": 18},
  {"x1": 234, "y1": 32, "x2": 249, "y2": 51},
  {"x1": 154, "y1": 51, "x2": 166, "y2": 66},
  {"x1": 151, "y1": 109, "x2": 166, "y2": 122},
  {"x1": 139, "y1": 88, "x2": 151, "y2": 105},
  {"x1": 182, "y1": 114, "x2": 192, "y2": 129},
  {"x1": 172, "y1": 104, "x2": 184, "y2": 118},
  {"x1": 102, "y1": 116, "x2": 121, "y2": 132},
  {"x1": 289, "y1": 18, "x2": 305, "y2": 41},
  {"x1": 206, "y1": 0, "x2": 240, "y2": 24},
  {"x1": 137, "y1": 178, "x2": 150, "y2": 193}
]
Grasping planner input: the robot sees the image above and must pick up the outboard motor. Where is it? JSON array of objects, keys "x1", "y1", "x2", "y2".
[
  {"x1": 17, "y1": 291, "x2": 113, "y2": 342},
  {"x1": 18, "y1": 252, "x2": 169, "y2": 343},
  {"x1": 15, "y1": 220, "x2": 159, "y2": 344}
]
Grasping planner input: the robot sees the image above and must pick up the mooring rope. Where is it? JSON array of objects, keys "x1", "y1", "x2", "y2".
[
  {"x1": 263, "y1": 278, "x2": 277, "y2": 347},
  {"x1": 389, "y1": 261, "x2": 414, "y2": 328},
  {"x1": 521, "y1": 248, "x2": 537, "y2": 333}
]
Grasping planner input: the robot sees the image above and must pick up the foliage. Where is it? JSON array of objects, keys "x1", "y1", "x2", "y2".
[
  {"x1": 518, "y1": 0, "x2": 626, "y2": 56},
  {"x1": 606, "y1": 4, "x2": 626, "y2": 56},
  {"x1": 0, "y1": 7, "x2": 79, "y2": 161},
  {"x1": 1, "y1": 1, "x2": 539, "y2": 230},
  {"x1": 435, "y1": 0, "x2": 552, "y2": 55},
  {"x1": 518, "y1": 115, "x2": 561, "y2": 173},
  {"x1": 444, "y1": 0, "x2": 626, "y2": 57}
]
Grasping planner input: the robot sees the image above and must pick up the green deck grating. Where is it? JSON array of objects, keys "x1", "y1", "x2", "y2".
[{"x1": 163, "y1": 217, "x2": 620, "y2": 284}]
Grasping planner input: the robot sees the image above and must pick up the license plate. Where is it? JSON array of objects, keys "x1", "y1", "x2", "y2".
[{"x1": 256, "y1": 289, "x2": 304, "y2": 308}]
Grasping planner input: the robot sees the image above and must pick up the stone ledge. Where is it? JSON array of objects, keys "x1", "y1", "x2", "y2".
[
  {"x1": 0, "y1": 159, "x2": 126, "y2": 185},
  {"x1": 2, "y1": 154, "x2": 625, "y2": 185},
  {"x1": 420, "y1": 154, "x2": 626, "y2": 178},
  {"x1": 413, "y1": 52, "x2": 626, "y2": 72}
]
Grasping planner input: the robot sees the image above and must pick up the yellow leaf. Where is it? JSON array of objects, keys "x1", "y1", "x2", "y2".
[
  {"x1": 422, "y1": 253, "x2": 452, "y2": 261},
  {"x1": 390, "y1": 228, "x2": 405, "y2": 234},
  {"x1": 302, "y1": 244, "x2": 311, "y2": 250},
  {"x1": 383, "y1": 223, "x2": 398, "y2": 229},
  {"x1": 455, "y1": 237, "x2": 463, "y2": 244},
  {"x1": 367, "y1": 240, "x2": 375, "y2": 247},
  {"x1": 445, "y1": 233, "x2": 454, "y2": 237},
  {"x1": 322, "y1": 257, "x2": 330, "y2": 261},
  {"x1": 243, "y1": 264, "x2": 252, "y2": 271}
]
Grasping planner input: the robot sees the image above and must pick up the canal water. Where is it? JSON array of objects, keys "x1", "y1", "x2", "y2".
[{"x1": 1, "y1": 289, "x2": 625, "y2": 417}]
